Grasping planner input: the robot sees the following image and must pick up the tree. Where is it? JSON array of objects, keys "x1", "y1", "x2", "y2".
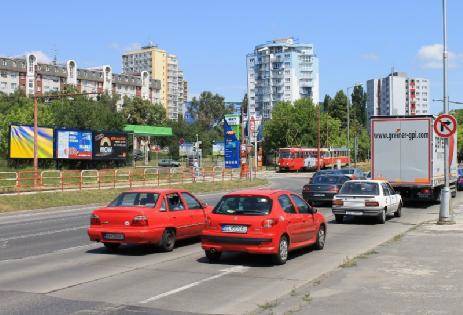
[
  {"x1": 122, "y1": 97, "x2": 167, "y2": 126},
  {"x1": 322, "y1": 94, "x2": 331, "y2": 113},
  {"x1": 241, "y1": 93, "x2": 248, "y2": 116},
  {"x1": 188, "y1": 91, "x2": 231, "y2": 128},
  {"x1": 329, "y1": 90, "x2": 348, "y2": 126},
  {"x1": 351, "y1": 85, "x2": 367, "y2": 127}
]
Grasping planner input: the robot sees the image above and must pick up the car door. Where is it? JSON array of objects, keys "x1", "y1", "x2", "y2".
[
  {"x1": 277, "y1": 194, "x2": 303, "y2": 243},
  {"x1": 387, "y1": 183, "x2": 399, "y2": 210},
  {"x1": 166, "y1": 192, "x2": 192, "y2": 238},
  {"x1": 181, "y1": 192, "x2": 206, "y2": 235},
  {"x1": 380, "y1": 183, "x2": 392, "y2": 212},
  {"x1": 291, "y1": 194, "x2": 316, "y2": 241}
]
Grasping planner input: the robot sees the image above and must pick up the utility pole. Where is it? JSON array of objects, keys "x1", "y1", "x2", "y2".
[
  {"x1": 439, "y1": 0, "x2": 454, "y2": 224},
  {"x1": 317, "y1": 106, "x2": 321, "y2": 171}
]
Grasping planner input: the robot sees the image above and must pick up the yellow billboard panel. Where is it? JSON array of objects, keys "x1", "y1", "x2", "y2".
[{"x1": 9, "y1": 125, "x2": 54, "y2": 159}]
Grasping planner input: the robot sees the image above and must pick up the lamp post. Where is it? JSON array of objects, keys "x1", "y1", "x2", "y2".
[{"x1": 346, "y1": 83, "x2": 363, "y2": 165}]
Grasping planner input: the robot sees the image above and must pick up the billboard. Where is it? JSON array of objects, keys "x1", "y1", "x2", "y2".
[
  {"x1": 224, "y1": 119, "x2": 240, "y2": 168},
  {"x1": 224, "y1": 114, "x2": 241, "y2": 140},
  {"x1": 9, "y1": 125, "x2": 54, "y2": 159},
  {"x1": 93, "y1": 132, "x2": 128, "y2": 160},
  {"x1": 179, "y1": 142, "x2": 194, "y2": 157},
  {"x1": 56, "y1": 129, "x2": 93, "y2": 159},
  {"x1": 212, "y1": 142, "x2": 225, "y2": 156}
]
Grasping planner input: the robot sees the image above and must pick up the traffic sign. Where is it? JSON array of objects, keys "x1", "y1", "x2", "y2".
[
  {"x1": 434, "y1": 114, "x2": 457, "y2": 138},
  {"x1": 249, "y1": 116, "x2": 255, "y2": 135},
  {"x1": 179, "y1": 137, "x2": 185, "y2": 145}
]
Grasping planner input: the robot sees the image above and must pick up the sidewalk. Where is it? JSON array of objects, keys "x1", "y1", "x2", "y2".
[{"x1": 259, "y1": 204, "x2": 463, "y2": 315}]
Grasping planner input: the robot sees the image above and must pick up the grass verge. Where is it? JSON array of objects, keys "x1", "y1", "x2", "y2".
[{"x1": 0, "y1": 178, "x2": 268, "y2": 213}]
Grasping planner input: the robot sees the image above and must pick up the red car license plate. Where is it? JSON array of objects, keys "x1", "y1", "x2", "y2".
[{"x1": 103, "y1": 233, "x2": 124, "y2": 240}]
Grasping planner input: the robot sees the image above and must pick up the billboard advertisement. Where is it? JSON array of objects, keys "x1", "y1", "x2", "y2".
[
  {"x1": 212, "y1": 142, "x2": 225, "y2": 156},
  {"x1": 224, "y1": 114, "x2": 241, "y2": 140},
  {"x1": 56, "y1": 129, "x2": 93, "y2": 159},
  {"x1": 93, "y1": 132, "x2": 128, "y2": 160},
  {"x1": 179, "y1": 142, "x2": 194, "y2": 157},
  {"x1": 9, "y1": 125, "x2": 54, "y2": 159},
  {"x1": 224, "y1": 119, "x2": 240, "y2": 168}
]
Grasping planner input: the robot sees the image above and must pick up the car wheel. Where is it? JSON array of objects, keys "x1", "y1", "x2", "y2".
[
  {"x1": 104, "y1": 243, "x2": 120, "y2": 251},
  {"x1": 314, "y1": 225, "x2": 326, "y2": 250},
  {"x1": 159, "y1": 229, "x2": 176, "y2": 252},
  {"x1": 335, "y1": 214, "x2": 344, "y2": 224},
  {"x1": 205, "y1": 249, "x2": 221, "y2": 263},
  {"x1": 378, "y1": 209, "x2": 386, "y2": 224},
  {"x1": 272, "y1": 236, "x2": 289, "y2": 265},
  {"x1": 452, "y1": 190, "x2": 457, "y2": 198},
  {"x1": 394, "y1": 203, "x2": 402, "y2": 217}
]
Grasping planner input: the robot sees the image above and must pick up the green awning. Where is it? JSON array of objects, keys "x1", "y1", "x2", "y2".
[{"x1": 123, "y1": 125, "x2": 173, "y2": 137}]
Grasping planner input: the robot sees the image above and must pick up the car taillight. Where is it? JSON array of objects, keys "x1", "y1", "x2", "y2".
[
  {"x1": 332, "y1": 199, "x2": 343, "y2": 206},
  {"x1": 420, "y1": 188, "x2": 432, "y2": 195},
  {"x1": 365, "y1": 200, "x2": 379, "y2": 207},
  {"x1": 303, "y1": 185, "x2": 311, "y2": 192},
  {"x1": 132, "y1": 215, "x2": 148, "y2": 226},
  {"x1": 90, "y1": 214, "x2": 100, "y2": 225},
  {"x1": 262, "y1": 218, "x2": 278, "y2": 228}
]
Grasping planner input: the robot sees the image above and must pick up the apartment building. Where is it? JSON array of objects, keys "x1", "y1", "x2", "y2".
[
  {"x1": 0, "y1": 53, "x2": 161, "y2": 111},
  {"x1": 367, "y1": 72, "x2": 430, "y2": 121},
  {"x1": 246, "y1": 37, "x2": 320, "y2": 120},
  {"x1": 122, "y1": 44, "x2": 187, "y2": 120}
]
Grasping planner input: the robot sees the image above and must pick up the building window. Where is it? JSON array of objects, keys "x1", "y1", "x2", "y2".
[
  {"x1": 0, "y1": 72, "x2": 6, "y2": 78},
  {"x1": 11, "y1": 83, "x2": 17, "y2": 90}
]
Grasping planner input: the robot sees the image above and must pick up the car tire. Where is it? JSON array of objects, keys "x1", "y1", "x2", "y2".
[
  {"x1": 159, "y1": 229, "x2": 176, "y2": 252},
  {"x1": 452, "y1": 190, "x2": 457, "y2": 198},
  {"x1": 378, "y1": 209, "x2": 386, "y2": 224},
  {"x1": 335, "y1": 214, "x2": 344, "y2": 224},
  {"x1": 314, "y1": 225, "x2": 326, "y2": 250},
  {"x1": 103, "y1": 243, "x2": 120, "y2": 251},
  {"x1": 272, "y1": 236, "x2": 289, "y2": 265},
  {"x1": 205, "y1": 249, "x2": 221, "y2": 263},
  {"x1": 394, "y1": 203, "x2": 402, "y2": 218}
]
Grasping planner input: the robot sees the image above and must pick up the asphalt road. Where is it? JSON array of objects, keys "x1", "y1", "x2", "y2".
[{"x1": 0, "y1": 175, "x2": 454, "y2": 315}]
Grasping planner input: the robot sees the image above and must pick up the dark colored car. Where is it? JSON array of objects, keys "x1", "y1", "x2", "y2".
[
  {"x1": 309, "y1": 169, "x2": 343, "y2": 183},
  {"x1": 158, "y1": 159, "x2": 181, "y2": 167},
  {"x1": 457, "y1": 168, "x2": 463, "y2": 191},
  {"x1": 303, "y1": 175, "x2": 351, "y2": 205}
]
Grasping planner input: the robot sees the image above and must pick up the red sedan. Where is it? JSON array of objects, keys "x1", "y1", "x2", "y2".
[
  {"x1": 201, "y1": 189, "x2": 326, "y2": 265},
  {"x1": 88, "y1": 189, "x2": 212, "y2": 251}
]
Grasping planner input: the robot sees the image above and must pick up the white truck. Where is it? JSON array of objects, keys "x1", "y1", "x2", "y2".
[{"x1": 371, "y1": 115, "x2": 457, "y2": 202}]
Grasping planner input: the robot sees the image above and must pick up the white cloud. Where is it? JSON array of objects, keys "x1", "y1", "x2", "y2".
[
  {"x1": 417, "y1": 44, "x2": 459, "y2": 69},
  {"x1": 361, "y1": 53, "x2": 379, "y2": 61},
  {"x1": 123, "y1": 42, "x2": 142, "y2": 52}
]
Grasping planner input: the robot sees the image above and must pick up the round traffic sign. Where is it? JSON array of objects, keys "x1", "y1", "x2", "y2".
[
  {"x1": 434, "y1": 114, "x2": 457, "y2": 138},
  {"x1": 179, "y1": 137, "x2": 185, "y2": 145}
]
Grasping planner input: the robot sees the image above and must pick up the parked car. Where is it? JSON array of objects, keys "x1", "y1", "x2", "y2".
[
  {"x1": 336, "y1": 168, "x2": 366, "y2": 179},
  {"x1": 87, "y1": 189, "x2": 212, "y2": 251},
  {"x1": 158, "y1": 159, "x2": 181, "y2": 167},
  {"x1": 201, "y1": 189, "x2": 327, "y2": 265},
  {"x1": 302, "y1": 175, "x2": 351, "y2": 205},
  {"x1": 457, "y1": 168, "x2": 463, "y2": 191},
  {"x1": 309, "y1": 169, "x2": 343, "y2": 183},
  {"x1": 332, "y1": 180, "x2": 402, "y2": 224}
]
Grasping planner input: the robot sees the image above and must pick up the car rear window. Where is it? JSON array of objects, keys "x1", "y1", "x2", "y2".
[
  {"x1": 213, "y1": 196, "x2": 272, "y2": 215},
  {"x1": 312, "y1": 176, "x2": 343, "y2": 184},
  {"x1": 109, "y1": 192, "x2": 160, "y2": 207},
  {"x1": 339, "y1": 182, "x2": 379, "y2": 195}
]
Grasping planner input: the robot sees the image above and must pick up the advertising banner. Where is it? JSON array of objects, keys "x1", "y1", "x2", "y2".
[
  {"x1": 93, "y1": 132, "x2": 128, "y2": 160},
  {"x1": 224, "y1": 114, "x2": 241, "y2": 140},
  {"x1": 179, "y1": 142, "x2": 194, "y2": 157},
  {"x1": 224, "y1": 119, "x2": 240, "y2": 168},
  {"x1": 56, "y1": 129, "x2": 92, "y2": 159},
  {"x1": 212, "y1": 142, "x2": 225, "y2": 156},
  {"x1": 9, "y1": 125, "x2": 54, "y2": 159}
]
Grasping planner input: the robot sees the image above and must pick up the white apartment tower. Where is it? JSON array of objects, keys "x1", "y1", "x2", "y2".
[
  {"x1": 367, "y1": 72, "x2": 430, "y2": 121},
  {"x1": 246, "y1": 37, "x2": 320, "y2": 120}
]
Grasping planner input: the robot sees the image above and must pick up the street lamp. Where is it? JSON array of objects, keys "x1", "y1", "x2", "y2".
[
  {"x1": 346, "y1": 83, "x2": 363, "y2": 165},
  {"x1": 433, "y1": 99, "x2": 463, "y2": 105}
]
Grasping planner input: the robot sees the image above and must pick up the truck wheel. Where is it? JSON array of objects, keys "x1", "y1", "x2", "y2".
[
  {"x1": 335, "y1": 215, "x2": 344, "y2": 224},
  {"x1": 394, "y1": 203, "x2": 402, "y2": 218},
  {"x1": 377, "y1": 209, "x2": 386, "y2": 224}
]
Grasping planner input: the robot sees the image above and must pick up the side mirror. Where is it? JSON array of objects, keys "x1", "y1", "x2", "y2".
[
  {"x1": 310, "y1": 207, "x2": 318, "y2": 214},
  {"x1": 200, "y1": 201, "x2": 208, "y2": 208}
]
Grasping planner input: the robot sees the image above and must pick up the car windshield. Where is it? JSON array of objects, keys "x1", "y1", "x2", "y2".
[
  {"x1": 279, "y1": 151, "x2": 291, "y2": 158},
  {"x1": 312, "y1": 176, "x2": 344, "y2": 184},
  {"x1": 109, "y1": 192, "x2": 160, "y2": 207},
  {"x1": 213, "y1": 196, "x2": 272, "y2": 215},
  {"x1": 339, "y1": 182, "x2": 379, "y2": 195}
]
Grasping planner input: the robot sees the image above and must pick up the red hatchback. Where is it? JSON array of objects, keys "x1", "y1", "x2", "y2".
[
  {"x1": 201, "y1": 189, "x2": 326, "y2": 265},
  {"x1": 88, "y1": 189, "x2": 212, "y2": 251}
]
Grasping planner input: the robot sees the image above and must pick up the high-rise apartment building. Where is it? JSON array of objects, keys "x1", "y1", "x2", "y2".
[
  {"x1": 367, "y1": 72, "x2": 430, "y2": 122},
  {"x1": 246, "y1": 37, "x2": 319, "y2": 120},
  {"x1": 0, "y1": 53, "x2": 161, "y2": 111},
  {"x1": 122, "y1": 44, "x2": 186, "y2": 120}
]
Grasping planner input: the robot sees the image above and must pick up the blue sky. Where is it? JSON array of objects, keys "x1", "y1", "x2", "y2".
[{"x1": 1, "y1": 0, "x2": 462, "y2": 114}]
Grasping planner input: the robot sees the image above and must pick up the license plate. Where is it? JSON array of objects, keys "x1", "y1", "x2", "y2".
[
  {"x1": 221, "y1": 225, "x2": 247, "y2": 233},
  {"x1": 313, "y1": 194, "x2": 325, "y2": 197},
  {"x1": 103, "y1": 233, "x2": 124, "y2": 240},
  {"x1": 346, "y1": 211, "x2": 362, "y2": 216}
]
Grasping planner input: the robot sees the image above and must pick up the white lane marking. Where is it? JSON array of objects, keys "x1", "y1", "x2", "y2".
[
  {"x1": 0, "y1": 225, "x2": 87, "y2": 242},
  {"x1": 139, "y1": 265, "x2": 249, "y2": 304}
]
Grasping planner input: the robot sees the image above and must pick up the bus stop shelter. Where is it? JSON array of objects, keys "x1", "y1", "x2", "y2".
[{"x1": 123, "y1": 125, "x2": 173, "y2": 165}]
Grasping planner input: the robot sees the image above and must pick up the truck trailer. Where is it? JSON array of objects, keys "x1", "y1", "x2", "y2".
[{"x1": 371, "y1": 115, "x2": 457, "y2": 202}]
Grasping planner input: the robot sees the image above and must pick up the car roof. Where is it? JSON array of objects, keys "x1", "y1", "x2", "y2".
[
  {"x1": 125, "y1": 188, "x2": 188, "y2": 194},
  {"x1": 224, "y1": 188, "x2": 293, "y2": 197}
]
